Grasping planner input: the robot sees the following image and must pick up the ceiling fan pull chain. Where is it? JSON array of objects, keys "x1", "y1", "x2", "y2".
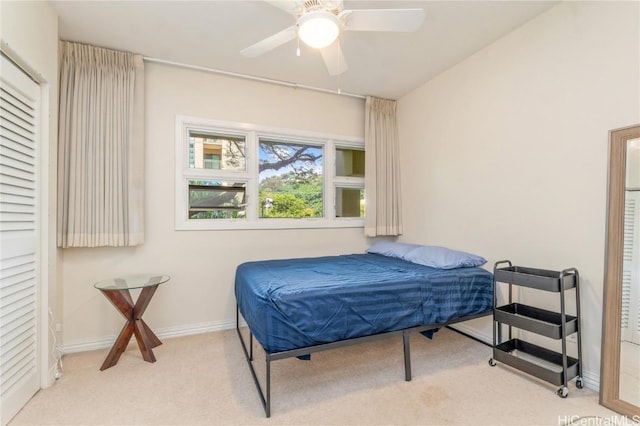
[{"x1": 296, "y1": 26, "x2": 301, "y2": 57}]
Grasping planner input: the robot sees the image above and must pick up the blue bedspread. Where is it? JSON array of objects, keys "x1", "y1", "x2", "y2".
[{"x1": 235, "y1": 253, "x2": 493, "y2": 354}]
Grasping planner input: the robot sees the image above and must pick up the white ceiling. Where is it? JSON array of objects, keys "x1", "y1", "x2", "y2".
[{"x1": 50, "y1": 0, "x2": 558, "y2": 100}]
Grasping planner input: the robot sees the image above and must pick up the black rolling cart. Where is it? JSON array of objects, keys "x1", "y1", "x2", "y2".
[{"x1": 489, "y1": 260, "x2": 583, "y2": 397}]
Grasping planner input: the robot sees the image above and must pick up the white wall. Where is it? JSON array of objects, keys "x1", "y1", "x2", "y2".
[
  {"x1": 0, "y1": 0, "x2": 59, "y2": 385},
  {"x1": 60, "y1": 62, "x2": 368, "y2": 349},
  {"x1": 397, "y1": 1, "x2": 640, "y2": 386}
]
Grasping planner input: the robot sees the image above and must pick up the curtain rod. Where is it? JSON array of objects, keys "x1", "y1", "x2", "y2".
[{"x1": 143, "y1": 56, "x2": 366, "y2": 100}]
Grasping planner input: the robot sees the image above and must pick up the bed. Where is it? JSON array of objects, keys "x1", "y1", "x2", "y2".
[{"x1": 235, "y1": 251, "x2": 493, "y2": 417}]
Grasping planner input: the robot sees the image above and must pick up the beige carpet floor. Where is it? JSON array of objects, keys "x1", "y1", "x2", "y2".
[{"x1": 9, "y1": 328, "x2": 625, "y2": 425}]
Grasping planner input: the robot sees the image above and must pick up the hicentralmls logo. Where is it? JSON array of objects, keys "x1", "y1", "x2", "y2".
[{"x1": 558, "y1": 415, "x2": 640, "y2": 425}]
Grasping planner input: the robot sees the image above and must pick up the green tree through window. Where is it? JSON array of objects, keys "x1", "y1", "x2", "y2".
[{"x1": 259, "y1": 139, "x2": 323, "y2": 218}]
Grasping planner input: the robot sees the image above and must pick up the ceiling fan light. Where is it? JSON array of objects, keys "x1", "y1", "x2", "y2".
[{"x1": 298, "y1": 11, "x2": 340, "y2": 49}]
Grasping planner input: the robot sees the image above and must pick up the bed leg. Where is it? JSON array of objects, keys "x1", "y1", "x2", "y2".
[
  {"x1": 403, "y1": 331, "x2": 412, "y2": 381},
  {"x1": 236, "y1": 305, "x2": 270, "y2": 417},
  {"x1": 266, "y1": 355, "x2": 271, "y2": 418},
  {"x1": 250, "y1": 333, "x2": 254, "y2": 361}
]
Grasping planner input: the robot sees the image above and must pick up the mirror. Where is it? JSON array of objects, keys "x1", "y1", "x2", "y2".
[{"x1": 601, "y1": 125, "x2": 640, "y2": 417}]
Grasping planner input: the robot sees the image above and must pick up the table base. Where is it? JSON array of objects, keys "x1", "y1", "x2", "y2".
[{"x1": 99, "y1": 285, "x2": 162, "y2": 370}]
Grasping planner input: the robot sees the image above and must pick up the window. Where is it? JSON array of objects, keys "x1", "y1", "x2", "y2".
[
  {"x1": 334, "y1": 146, "x2": 365, "y2": 218},
  {"x1": 176, "y1": 116, "x2": 364, "y2": 230},
  {"x1": 335, "y1": 188, "x2": 364, "y2": 218},
  {"x1": 188, "y1": 132, "x2": 246, "y2": 171},
  {"x1": 336, "y1": 147, "x2": 365, "y2": 177},
  {"x1": 188, "y1": 181, "x2": 246, "y2": 219},
  {"x1": 259, "y1": 139, "x2": 323, "y2": 218}
]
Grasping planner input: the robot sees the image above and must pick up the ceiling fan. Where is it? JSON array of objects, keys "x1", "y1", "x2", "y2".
[{"x1": 240, "y1": 0, "x2": 424, "y2": 76}]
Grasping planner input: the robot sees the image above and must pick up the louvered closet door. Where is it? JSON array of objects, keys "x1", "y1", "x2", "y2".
[
  {"x1": 622, "y1": 191, "x2": 640, "y2": 345},
  {"x1": 0, "y1": 54, "x2": 41, "y2": 426}
]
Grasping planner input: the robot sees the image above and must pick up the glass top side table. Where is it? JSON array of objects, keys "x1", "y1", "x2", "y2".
[{"x1": 94, "y1": 274, "x2": 170, "y2": 370}]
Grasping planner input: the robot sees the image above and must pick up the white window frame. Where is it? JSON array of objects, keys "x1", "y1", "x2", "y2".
[{"x1": 175, "y1": 115, "x2": 364, "y2": 230}]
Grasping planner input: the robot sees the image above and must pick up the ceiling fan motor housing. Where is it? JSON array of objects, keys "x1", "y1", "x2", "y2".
[
  {"x1": 301, "y1": 0, "x2": 343, "y2": 15},
  {"x1": 297, "y1": 10, "x2": 341, "y2": 48}
]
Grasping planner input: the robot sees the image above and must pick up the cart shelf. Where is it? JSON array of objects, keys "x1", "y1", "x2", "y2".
[
  {"x1": 493, "y1": 339, "x2": 579, "y2": 386},
  {"x1": 494, "y1": 303, "x2": 577, "y2": 339},
  {"x1": 494, "y1": 266, "x2": 576, "y2": 292}
]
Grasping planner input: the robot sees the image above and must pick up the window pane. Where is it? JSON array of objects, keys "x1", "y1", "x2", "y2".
[
  {"x1": 258, "y1": 139, "x2": 323, "y2": 218},
  {"x1": 188, "y1": 131, "x2": 246, "y2": 171},
  {"x1": 336, "y1": 148, "x2": 364, "y2": 177},
  {"x1": 336, "y1": 188, "x2": 364, "y2": 218},
  {"x1": 188, "y1": 180, "x2": 246, "y2": 219}
]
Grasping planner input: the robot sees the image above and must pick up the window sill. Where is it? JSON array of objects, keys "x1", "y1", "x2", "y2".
[{"x1": 175, "y1": 218, "x2": 364, "y2": 231}]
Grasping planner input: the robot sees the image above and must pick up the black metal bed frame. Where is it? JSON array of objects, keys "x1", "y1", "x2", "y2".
[{"x1": 236, "y1": 305, "x2": 491, "y2": 417}]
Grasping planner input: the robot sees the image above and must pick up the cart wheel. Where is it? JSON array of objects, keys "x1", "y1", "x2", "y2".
[
  {"x1": 489, "y1": 358, "x2": 496, "y2": 367},
  {"x1": 576, "y1": 378, "x2": 584, "y2": 389},
  {"x1": 557, "y1": 386, "x2": 568, "y2": 398}
]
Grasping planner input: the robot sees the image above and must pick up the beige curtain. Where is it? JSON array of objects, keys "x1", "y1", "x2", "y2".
[
  {"x1": 57, "y1": 41, "x2": 144, "y2": 247},
  {"x1": 364, "y1": 96, "x2": 403, "y2": 236}
]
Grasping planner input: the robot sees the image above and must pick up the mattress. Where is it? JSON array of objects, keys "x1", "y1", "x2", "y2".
[{"x1": 235, "y1": 253, "x2": 493, "y2": 353}]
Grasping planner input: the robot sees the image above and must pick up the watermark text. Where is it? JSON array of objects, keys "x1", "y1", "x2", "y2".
[{"x1": 558, "y1": 415, "x2": 640, "y2": 426}]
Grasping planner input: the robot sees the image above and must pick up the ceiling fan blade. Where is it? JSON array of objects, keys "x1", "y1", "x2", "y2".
[
  {"x1": 264, "y1": 0, "x2": 303, "y2": 15},
  {"x1": 341, "y1": 9, "x2": 424, "y2": 32},
  {"x1": 240, "y1": 26, "x2": 297, "y2": 57},
  {"x1": 320, "y1": 40, "x2": 348, "y2": 76}
]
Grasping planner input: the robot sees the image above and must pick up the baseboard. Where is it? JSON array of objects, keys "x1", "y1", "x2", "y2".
[
  {"x1": 60, "y1": 318, "x2": 602, "y2": 393},
  {"x1": 45, "y1": 364, "x2": 58, "y2": 387},
  {"x1": 63, "y1": 320, "x2": 481, "y2": 354},
  {"x1": 449, "y1": 323, "x2": 492, "y2": 345},
  {"x1": 580, "y1": 368, "x2": 599, "y2": 392},
  {"x1": 60, "y1": 319, "x2": 237, "y2": 354}
]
